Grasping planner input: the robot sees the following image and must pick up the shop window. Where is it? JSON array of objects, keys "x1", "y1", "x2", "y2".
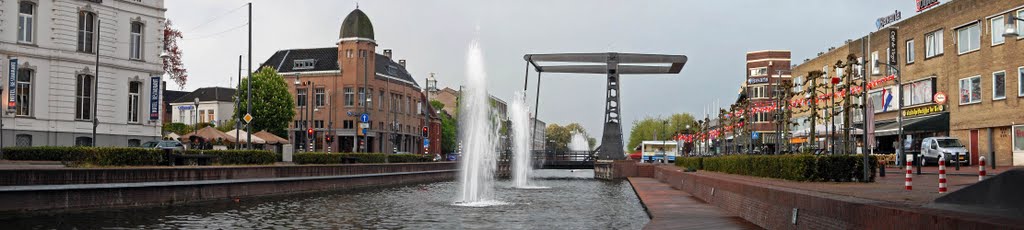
[
  {"x1": 993, "y1": 71, "x2": 1005, "y2": 100},
  {"x1": 959, "y1": 76, "x2": 981, "y2": 105}
]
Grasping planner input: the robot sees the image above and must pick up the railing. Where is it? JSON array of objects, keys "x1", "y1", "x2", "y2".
[{"x1": 497, "y1": 150, "x2": 596, "y2": 169}]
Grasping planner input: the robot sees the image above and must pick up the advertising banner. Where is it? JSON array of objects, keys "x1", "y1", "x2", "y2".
[
  {"x1": 8, "y1": 58, "x2": 17, "y2": 110},
  {"x1": 150, "y1": 76, "x2": 161, "y2": 121}
]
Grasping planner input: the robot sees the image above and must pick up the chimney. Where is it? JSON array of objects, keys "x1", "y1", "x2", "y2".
[
  {"x1": 383, "y1": 49, "x2": 393, "y2": 59},
  {"x1": 399, "y1": 59, "x2": 406, "y2": 67}
]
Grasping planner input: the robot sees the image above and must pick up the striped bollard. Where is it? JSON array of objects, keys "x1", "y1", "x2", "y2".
[
  {"x1": 978, "y1": 156, "x2": 987, "y2": 181},
  {"x1": 905, "y1": 160, "x2": 913, "y2": 191},
  {"x1": 938, "y1": 155, "x2": 947, "y2": 194}
]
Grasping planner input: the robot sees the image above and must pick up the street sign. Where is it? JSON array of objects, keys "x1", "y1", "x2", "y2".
[
  {"x1": 752, "y1": 132, "x2": 760, "y2": 139},
  {"x1": 934, "y1": 92, "x2": 947, "y2": 105},
  {"x1": 424, "y1": 139, "x2": 430, "y2": 147},
  {"x1": 243, "y1": 113, "x2": 253, "y2": 123},
  {"x1": 360, "y1": 113, "x2": 370, "y2": 123},
  {"x1": 361, "y1": 128, "x2": 367, "y2": 135}
]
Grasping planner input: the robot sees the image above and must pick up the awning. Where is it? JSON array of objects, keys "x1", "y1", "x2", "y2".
[
  {"x1": 790, "y1": 137, "x2": 807, "y2": 144},
  {"x1": 874, "y1": 112, "x2": 949, "y2": 136}
]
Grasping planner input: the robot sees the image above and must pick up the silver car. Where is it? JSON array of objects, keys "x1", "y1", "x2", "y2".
[{"x1": 921, "y1": 137, "x2": 970, "y2": 166}]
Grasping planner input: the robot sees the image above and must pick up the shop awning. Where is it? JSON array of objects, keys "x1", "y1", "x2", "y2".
[{"x1": 874, "y1": 112, "x2": 949, "y2": 136}]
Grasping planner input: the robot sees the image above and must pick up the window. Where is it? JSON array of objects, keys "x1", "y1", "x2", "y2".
[
  {"x1": 378, "y1": 90, "x2": 384, "y2": 111},
  {"x1": 793, "y1": 76, "x2": 803, "y2": 92},
  {"x1": 314, "y1": 88, "x2": 325, "y2": 107},
  {"x1": 854, "y1": 57, "x2": 864, "y2": 78},
  {"x1": 199, "y1": 110, "x2": 206, "y2": 123},
  {"x1": 993, "y1": 71, "x2": 1005, "y2": 100},
  {"x1": 906, "y1": 40, "x2": 915, "y2": 64},
  {"x1": 869, "y1": 87, "x2": 898, "y2": 113},
  {"x1": 293, "y1": 59, "x2": 316, "y2": 70},
  {"x1": 1018, "y1": 10, "x2": 1024, "y2": 39},
  {"x1": 367, "y1": 89, "x2": 374, "y2": 109},
  {"x1": 15, "y1": 68, "x2": 32, "y2": 116},
  {"x1": 749, "y1": 67, "x2": 767, "y2": 77},
  {"x1": 344, "y1": 87, "x2": 354, "y2": 107},
  {"x1": 957, "y1": 23, "x2": 980, "y2": 55},
  {"x1": 358, "y1": 87, "x2": 365, "y2": 107},
  {"x1": 130, "y1": 22, "x2": 143, "y2": 60},
  {"x1": 870, "y1": 51, "x2": 879, "y2": 74},
  {"x1": 991, "y1": 16, "x2": 1005, "y2": 46},
  {"x1": 901, "y1": 78, "x2": 934, "y2": 106},
  {"x1": 207, "y1": 109, "x2": 214, "y2": 123},
  {"x1": 75, "y1": 137, "x2": 92, "y2": 146},
  {"x1": 296, "y1": 88, "x2": 307, "y2": 107},
  {"x1": 314, "y1": 120, "x2": 324, "y2": 129},
  {"x1": 78, "y1": 11, "x2": 96, "y2": 53},
  {"x1": 1020, "y1": 67, "x2": 1024, "y2": 97},
  {"x1": 128, "y1": 139, "x2": 141, "y2": 147},
  {"x1": 16, "y1": 134, "x2": 32, "y2": 147},
  {"x1": 128, "y1": 81, "x2": 141, "y2": 123},
  {"x1": 959, "y1": 76, "x2": 982, "y2": 105},
  {"x1": 346, "y1": 49, "x2": 353, "y2": 59},
  {"x1": 343, "y1": 120, "x2": 354, "y2": 129},
  {"x1": 925, "y1": 30, "x2": 943, "y2": 58},
  {"x1": 75, "y1": 74, "x2": 93, "y2": 120},
  {"x1": 18, "y1": 2, "x2": 34, "y2": 43}
]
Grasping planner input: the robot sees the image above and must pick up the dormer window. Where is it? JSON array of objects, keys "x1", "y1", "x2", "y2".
[{"x1": 293, "y1": 59, "x2": 316, "y2": 70}]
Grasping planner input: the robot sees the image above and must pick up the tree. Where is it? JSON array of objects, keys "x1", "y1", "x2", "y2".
[
  {"x1": 235, "y1": 66, "x2": 296, "y2": 137},
  {"x1": 545, "y1": 124, "x2": 572, "y2": 152},
  {"x1": 217, "y1": 119, "x2": 236, "y2": 133},
  {"x1": 432, "y1": 100, "x2": 458, "y2": 154},
  {"x1": 627, "y1": 113, "x2": 696, "y2": 150},
  {"x1": 162, "y1": 20, "x2": 188, "y2": 89},
  {"x1": 162, "y1": 122, "x2": 192, "y2": 135}
]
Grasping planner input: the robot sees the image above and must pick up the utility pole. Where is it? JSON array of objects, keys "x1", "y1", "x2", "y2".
[
  {"x1": 236, "y1": 55, "x2": 241, "y2": 148},
  {"x1": 246, "y1": 2, "x2": 253, "y2": 150},
  {"x1": 92, "y1": 19, "x2": 100, "y2": 146}
]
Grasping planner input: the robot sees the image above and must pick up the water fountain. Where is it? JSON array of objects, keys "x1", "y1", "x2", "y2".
[
  {"x1": 510, "y1": 91, "x2": 542, "y2": 189},
  {"x1": 569, "y1": 132, "x2": 590, "y2": 152},
  {"x1": 456, "y1": 40, "x2": 501, "y2": 205}
]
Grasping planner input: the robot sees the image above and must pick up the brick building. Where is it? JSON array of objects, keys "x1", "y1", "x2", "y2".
[
  {"x1": 743, "y1": 50, "x2": 792, "y2": 153},
  {"x1": 261, "y1": 8, "x2": 439, "y2": 154},
  {"x1": 790, "y1": 0, "x2": 1024, "y2": 166}
]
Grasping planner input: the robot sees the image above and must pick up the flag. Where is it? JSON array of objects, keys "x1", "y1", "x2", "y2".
[{"x1": 882, "y1": 88, "x2": 893, "y2": 112}]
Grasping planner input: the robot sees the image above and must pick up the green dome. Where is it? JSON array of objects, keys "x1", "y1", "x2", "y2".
[{"x1": 339, "y1": 9, "x2": 374, "y2": 40}]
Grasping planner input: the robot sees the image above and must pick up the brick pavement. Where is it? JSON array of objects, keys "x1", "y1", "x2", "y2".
[{"x1": 629, "y1": 177, "x2": 761, "y2": 230}]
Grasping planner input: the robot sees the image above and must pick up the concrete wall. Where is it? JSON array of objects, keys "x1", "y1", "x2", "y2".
[{"x1": 0, "y1": 162, "x2": 456, "y2": 213}]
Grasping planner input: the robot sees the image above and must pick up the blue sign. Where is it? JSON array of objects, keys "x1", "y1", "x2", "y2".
[
  {"x1": 360, "y1": 113, "x2": 370, "y2": 123},
  {"x1": 8, "y1": 58, "x2": 17, "y2": 109},
  {"x1": 149, "y1": 76, "x2": 161, "y2": 120},
  {"x1": 178, "y1": 105, "x2": 194, "y2": 110},
  {"x1": 752, "y1": 132, "x2": 760, "y2": 139},
  {"x1": 361, "y1": 128, "x2": 367, "y2": 135},
  {"x1": 423, "y1": 139, "x2": 430, "y2": 147}
]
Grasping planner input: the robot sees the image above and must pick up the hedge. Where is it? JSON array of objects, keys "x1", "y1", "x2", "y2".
[
  {"x1": 1, "y1": 147, "x2": 278, "y2": 166},
  {"x1": 293, "y1": 152, "x2": 431, "y2": 164},
  {"x1": 675, "y1": 154, "x2": 878, "y2": 182}
]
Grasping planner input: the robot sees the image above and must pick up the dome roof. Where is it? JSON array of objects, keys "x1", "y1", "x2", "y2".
[{"x1": 339, "y1": 9, "x2": 374, "y2": 40}]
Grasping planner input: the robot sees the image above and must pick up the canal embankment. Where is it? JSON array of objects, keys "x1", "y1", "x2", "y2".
[{"x1": 0, "y1": 162, "x2": 457, "y2": 213}]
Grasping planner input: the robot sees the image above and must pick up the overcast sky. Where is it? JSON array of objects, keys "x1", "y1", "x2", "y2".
[{"x1": 166, "y1": 0, "x2": 923, "y2": 144}]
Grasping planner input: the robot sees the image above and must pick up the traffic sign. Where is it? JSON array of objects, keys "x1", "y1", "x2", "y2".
[
  {"x1": 423, "y1": 139, "x2": 430, "y2": 147},
  {"x1": 934, "y1": 92, "x2": 947, "y2": 105},
  {"x1": 752, "y1": 132, "x2": 760, "y2": 139},
  {"x1": 243, "y1": 113, "x2": 253, "y2": 123},
  {"x1": 360, "y1": 113, "x2": 370, "y2": 123},
  {"x1": 362, "y1": 128, "x2": 367, "y2": 135}
]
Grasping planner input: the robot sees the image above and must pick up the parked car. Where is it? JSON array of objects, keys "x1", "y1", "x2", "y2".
[
  {"x1": 921, "y1": 137, "x2": 970, "y2": 166},
  {"x1": 141, "y1": 140, "x2": 187, "y2": 152}
]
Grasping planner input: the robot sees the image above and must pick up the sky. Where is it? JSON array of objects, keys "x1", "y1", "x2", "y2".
[{"x1": 165, "y1": 0, "x2": 925, "y2": 145}]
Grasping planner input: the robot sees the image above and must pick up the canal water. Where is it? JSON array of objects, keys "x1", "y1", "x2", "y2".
[{"x1": 3, "y1": 169, "x2": 648, "y2": 229}]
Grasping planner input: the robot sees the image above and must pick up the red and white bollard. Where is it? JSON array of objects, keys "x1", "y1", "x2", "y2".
[
  {"x1": 938, "y1": 155, "x2": 947, "y2": 194},
  {"x1": 905, "y1": 159, "x2": 913, "y2": 191},
  {"x1": 978, "y1": 156, "x2": 987, "y2": 181}
]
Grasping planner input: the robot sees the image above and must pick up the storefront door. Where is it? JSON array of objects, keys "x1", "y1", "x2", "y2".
[{"x1": 970, "y1": 130, "x2": 979, "y2": 164}]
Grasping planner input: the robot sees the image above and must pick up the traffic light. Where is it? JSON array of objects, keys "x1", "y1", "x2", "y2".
[
  {"x1": 307, "y1": 128, "x2": 314, "y2": 136},
  {"x1": 325, "y1": 135, "x2": 333, "y2": 143},
  {"x1": 422, "y1": 126, "x2": 428, "y2": 137}
]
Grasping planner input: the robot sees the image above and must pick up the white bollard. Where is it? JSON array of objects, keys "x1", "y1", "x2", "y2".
[
  {"x1": 905, "y1": 160, "x2": 913, "y2": 191},
  {"x1": 978, "y1": 156, "x2": 987, "y2": 181},
  {"x1": 938, "y1": 155, "x2": 947, "y2": 194}
]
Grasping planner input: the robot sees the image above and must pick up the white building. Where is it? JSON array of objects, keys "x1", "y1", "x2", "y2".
[
  {"x1": 0, "y1": 0, "x2": 166, "y2": 147},
  {"x1": 168, "y1": 87, "x2": 235, "y2": 126}
]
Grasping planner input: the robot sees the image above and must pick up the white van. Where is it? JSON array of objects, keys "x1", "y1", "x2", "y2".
[{"x1": 920, "y1": 137, "x2": 970, "y2": 166}]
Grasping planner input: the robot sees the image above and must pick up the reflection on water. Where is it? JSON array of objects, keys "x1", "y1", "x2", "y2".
[{"x1": 2, "y1": 169, "x2": 648, "y2": 229}]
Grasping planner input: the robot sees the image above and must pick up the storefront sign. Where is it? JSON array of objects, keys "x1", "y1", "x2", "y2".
[
  {"x1": 747, "y1": 77, "x2": 768, "y2": 84},
  {"x1": 876, "y1": 10, "x2": 902, "y2": 30},
  {"x1": 178, "y1": 105, "x2": 193, "y2": 110},
  {"x1": 903, "y1": 104, "x2": 944, "y2": 117},
  {"x1": 916, "y1": 0, "x2": 940, "y2": 12},
  {"x1": 888, "y1": 29, "x2": 898, "y2": 66},
  {"x1": 149, "y1": 76, "x2": 161, "y2": 121},
  {"x1": 7, "y1": 58, "x2": 17, "y2": 110}
]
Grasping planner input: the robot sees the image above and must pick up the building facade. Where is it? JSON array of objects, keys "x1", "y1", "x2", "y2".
[
  {"x1": 262, "y1": 8, "x2": 436, "y2": 154},
  {"x1": 0, "y1": 0, "x2": 166, "y2": 147},
  {"x1": 790, "y1": 0, "x2": 1024, "y2": 166},
  {"x1": 743, "y1": 50, "x2": 792, "y2": 152},
  {"x1": 167, "y1": 87, "x2": 235, "y2": 126}
]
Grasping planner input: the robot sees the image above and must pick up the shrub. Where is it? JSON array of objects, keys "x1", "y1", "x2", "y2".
[
  {"x1": 187, "y1": 150, "x2": 277, "y2": 165},
  {"x1": 687, "y1": 154, "x2": 878, "y2": 182},
  {"x1": 388, "y1": 154, "x2": 430, "y2": 163},
  {"x1": 1, "y1": 147, "x2": 165, "y2": 166}
]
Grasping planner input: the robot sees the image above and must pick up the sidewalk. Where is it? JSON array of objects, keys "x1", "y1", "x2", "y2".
[
  {"x1": 628, "y1": 177, "x2": 761, "y2": 230},
  {"x1": 0, "y1": 160, "x2": 65, "y2": 170},
  {"x1": 882, "y1": 165, "x2": 1019, "y2": 176}
]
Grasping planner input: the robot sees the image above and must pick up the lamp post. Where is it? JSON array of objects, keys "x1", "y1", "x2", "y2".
[
  {"x1": 193, "y1": 97, "x2": 199, "y2": 147},
  {"x1": 1003, "y1": 15, "x2": 1023, "y2": 38},
  {"x1": 877, "y1": 61, "x2": 908, "y2": 172}
]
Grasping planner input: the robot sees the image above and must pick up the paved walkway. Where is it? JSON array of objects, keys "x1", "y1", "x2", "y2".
[
  {"x1": 628, "y1": 177, "x2": 761, "y2": 230},
  {"x1": 882, "y1": 165, "x2": 1019, "y2": 176}
]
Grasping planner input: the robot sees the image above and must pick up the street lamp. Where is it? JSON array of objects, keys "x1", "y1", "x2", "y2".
[
  {"x1": 1003, "y1": 15, "x2": 1022, "y2": 38},
  {"x1": 193, "y1": 97, "x2": 199, "y2": 147},
  {"x1": 876, "y1": 60, "x2": 912, "y2": 172}
]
